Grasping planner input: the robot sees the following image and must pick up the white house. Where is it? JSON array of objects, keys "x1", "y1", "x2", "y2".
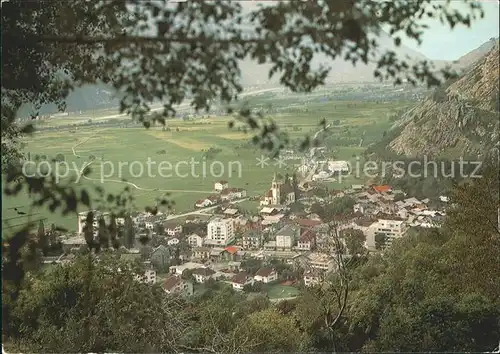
[
  {"x1": 220, "y1": 188, "x2": 247, "y2": 201},
  {"x1": 167, "y1": 237, "x2": 180, "y2": 246},
  {"x1": 188, "y1": 233, "x2": 205, "y2": 247},
  {"x1": 135, "y1": 269, "x2": 157, "y2": 284},
  {"x1": 296, "y1": 229, "x2": 316, "y2": 251},
  {"x1": 164, "y1": 222, "x2": 183, "y2": 236},
  {"x1": 231, "y1": 272, "x2": 254, "y2": 290},
  {"x1": 327, "y1": 160, "x2": 349, "y2": 173},
  {"x1": 169, "y1": 262, "x2": 205, "y2": 276},
  {"x1": 163, "y1": 275, "x2": 193, "y2": 296},
  {"x1": 254, "y1": 268, "x2": 278, "y2": 283},
  {"x1": 77, "y1": 210, "x2": 110, "y2": 236},
  {"x1": 214, "y1": 180, "x2": 229, "y2": 192},
  {"x1": 192, "y1": 267, "x2": 217, "y2": 283},
  {"x1": 307, "y1": 253, "x2": 335, "y2": 271},
  {"x1": 303, "y1": 269, "x2": 322, "y2": 287},
  {"x1": 195, "y1": 199, "x2": 214, "y2": 208}
]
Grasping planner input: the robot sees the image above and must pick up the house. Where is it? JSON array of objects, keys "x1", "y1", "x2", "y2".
[
  {"x1": 223, "y1": 208, "x2": 240, "y2": 217},
  {"x1": 222, "y1": 246, "x2": 244, "y2": 261},
  {"x1": 195, "y1": 199, "x2": 213, "y2": 208},
  {"x1": 192, "y1": 267, "x2": 217, "y2": 283},
  {"x1": 295, "y1": 218, "x2": 322, "y2": 229},
  {"x1": 214, "y1": 180, "x2": 229, "y2": 192},
  {"x1": 372, "y1": 185, "x2": 392, "y2": 194},
  {"x1": 150, "y1": 245, "x2": 172, "y2": 271},
  {"x1": 297, "y1": 229, "x2": 316, "y2": 251},
  {"x1": 220, "y1": 188, "x2": 247, "y2": 201},
  {"x1": 163, "y1": 275, "x2": 193, "y2": 296},
  {"x1": 192, "y1": 247, "x2": 211, "y2": 260},
  {"x1": 167, "y1": 237, "x2": 180, "y2": 246},
  {"x1": 307, "y1": 253, "x2": 335, "y2": 271},
  {"x1": 135, "y1": 269, "x2": 157, "y2": 284},
  {"x1": 242, "y1": 230, "x2": 261, "y2": 249},
  {"x1": 188, "y1": 233, "x2": 205, "y2": 247},
  {"x1": 169, "y1": 262, "x2": 206, "y2": 275},
  {"x1": 164, "y1": 222, "x2": 183, "y2": 236},
  {"x1": 231, "y1": 272, "x2": 254, "y2": 290},
  {"x1": 327, "y1": 160, "x2": 350, "y2": 173},
  {"x1": 254, "y1": 268, "x2": 278, "y2": 283},
  {"x1": 303, "y1": 269, "x2": 322, "y2": 287},
  {"x1": 275, "y1": 224, "x2": 300, "y2": 251}
]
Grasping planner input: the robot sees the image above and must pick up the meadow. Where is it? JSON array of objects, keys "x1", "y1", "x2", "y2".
[{"x1": 2, "y1": 93, "x2": 413, "y2": 234}]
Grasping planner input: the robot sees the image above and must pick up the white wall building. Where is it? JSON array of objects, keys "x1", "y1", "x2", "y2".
[
  {"x1": 135, "y1": 269, "x2": 157, "y2": 284},
  {"x1": 188, "y1": 233, "x2": 205, "y2": 247},
  {"x1": 206, "y1": 218, "x2": 235, "y2": 246},
  {"x1": 77, "y1": 210, "x2": 110, "y2": 236},
  {"x1": 327, "y1": 160, "x2": 350, "y2": 173},
  {"x1": 214, "y1": 180, "x2": 229, "y2": 191},
  {"x1": 367, "y1": 219, "x2": 408, "y2": 248}
]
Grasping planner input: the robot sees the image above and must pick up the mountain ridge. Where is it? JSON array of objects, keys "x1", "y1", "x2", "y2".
[{"x1": 383, "y1": 40, "x2": 499, "y2": 158}]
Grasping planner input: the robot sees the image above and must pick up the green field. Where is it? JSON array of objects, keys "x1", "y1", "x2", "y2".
[
  {"x1": 267, "y1": 284, "x2": 300, "y2": 299},
  {"x1": 2, "y1": 96, "x2": 412, "y2": 234}
]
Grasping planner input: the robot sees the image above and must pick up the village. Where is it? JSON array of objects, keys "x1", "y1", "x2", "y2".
[{"x1": 50, "y1": 164, "x2": 449, "y2": 300}]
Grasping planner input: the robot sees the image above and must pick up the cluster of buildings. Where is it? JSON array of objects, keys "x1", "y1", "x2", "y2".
[
  {"x1": 56, "y1": 172, "x2": 449, "y2": 298},
  {"x1": 194, "y1": 180, "x2": 247, "y2": 208}
]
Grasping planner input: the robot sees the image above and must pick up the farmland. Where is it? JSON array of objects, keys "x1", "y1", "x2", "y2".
[{"x1": 3, "y1": 86, "x2": 416, "y2": 233}]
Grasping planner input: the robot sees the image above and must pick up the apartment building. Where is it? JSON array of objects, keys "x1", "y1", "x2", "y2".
[
  {"x1": 205, "y1": 218, "x2": 235, "y2": 247},
  {"x1": 367, "y1": 218, "x2": 408, "y2": 248}
]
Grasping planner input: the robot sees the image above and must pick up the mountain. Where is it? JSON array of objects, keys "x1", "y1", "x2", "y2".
[
  {"x1": 433, "y1": 37, "x2": 498, "y2": 73},
  {"x1": 381, "y1": 40, "x2": 499, "y2": 158},
  {"x1": 17, "y1": 84, "x2": 119, "y2": 117},
  {"x1": 239, "y1": 30, "x2": 430, "y2": 86}
]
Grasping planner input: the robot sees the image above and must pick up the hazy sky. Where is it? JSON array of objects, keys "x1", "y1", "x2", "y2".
[
  {"x1": 243, "y1": 0, "x2": 499, "y2": 61},
  {"x1": 401, "y1": 1, "x2": 499, "y2": 60}
]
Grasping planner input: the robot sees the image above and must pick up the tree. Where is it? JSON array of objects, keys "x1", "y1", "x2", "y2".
[
  {"x1": 107, "y1": 214, "x2": 119, "y2": 249},
  {"x1": 124, "y1": 215, "x2": 135, "y2": 249},
  {"x1": 1, "y1": 1, "x2": 490, "y2": 351},
  {"x1": 96, "y1": 216, "x2": 109, "y2": 252},
  {"x1": 341, "y1": 228, "x2": 366, "y2": 256},
  {"x1": 8, "y1": 255, "x2": 190, "y2": 353},
  {"x1": 37, "y1": 220, "x2": 48, "y2": 256},
  {"x1": 374, "y1": 233, "x2": 387, "y2": 250},
  {"x1": 238, "y1": 309, "x2": 312, "y2": 352}
]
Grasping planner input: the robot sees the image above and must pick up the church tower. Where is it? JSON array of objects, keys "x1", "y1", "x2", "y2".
[{"x1": 271, "y1": 173, "x2": 281, "y2": 205}]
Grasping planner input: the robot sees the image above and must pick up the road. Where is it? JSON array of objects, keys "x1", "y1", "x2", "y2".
[{"x1": 165, "y1": 197, "x2": 249, "y2": 220}]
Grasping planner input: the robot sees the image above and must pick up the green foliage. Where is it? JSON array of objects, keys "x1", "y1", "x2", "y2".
[{"x1": 8, "y1": 255, "x2": 183, "y2": 353}]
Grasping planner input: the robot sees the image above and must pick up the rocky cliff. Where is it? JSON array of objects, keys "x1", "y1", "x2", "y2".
[{"x1": 386, "y1": 41, "x2": 499, "y2": 158}]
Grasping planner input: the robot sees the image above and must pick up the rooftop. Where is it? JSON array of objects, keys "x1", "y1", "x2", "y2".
[
  {"x1": 255, "y1": 267, "x2": 275, "y2": 277},
  {"x1": 163, "y1": 275, "x2": 182, "y2": 291}
]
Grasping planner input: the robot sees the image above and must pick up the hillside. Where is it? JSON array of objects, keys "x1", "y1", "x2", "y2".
[{"x1": 380, "y1": 41, "x2": 499, "y2": 158}]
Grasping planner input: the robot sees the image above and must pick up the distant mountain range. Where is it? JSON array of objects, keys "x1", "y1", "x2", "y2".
[{"x1": 17, "y1": 28, "x2": 498, "y2": 117}]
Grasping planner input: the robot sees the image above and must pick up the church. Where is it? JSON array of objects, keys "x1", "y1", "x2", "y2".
[{"x1": 260, "y1": 173, "x2": 296, "y2": 206}]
